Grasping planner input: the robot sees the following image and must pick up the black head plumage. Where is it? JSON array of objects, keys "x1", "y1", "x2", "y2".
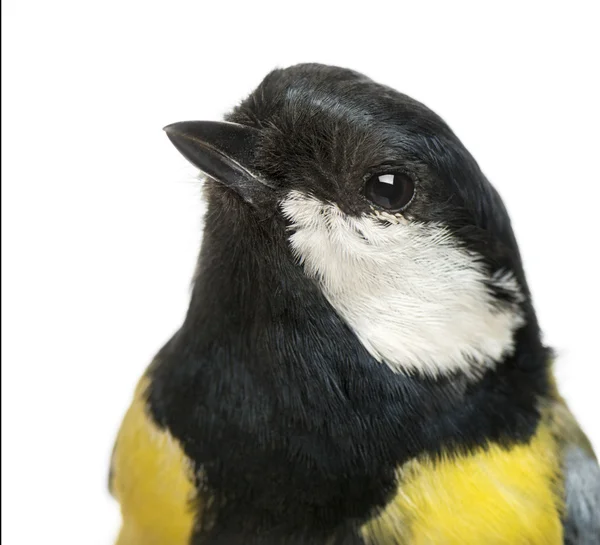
[{"x1": 154, "y1": 63, "x2": 551, "y2": 543}]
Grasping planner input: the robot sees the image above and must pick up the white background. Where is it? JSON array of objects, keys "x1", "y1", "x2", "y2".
[{"x1": 3, "y1": 1, "x2": 599, "y2": 543}]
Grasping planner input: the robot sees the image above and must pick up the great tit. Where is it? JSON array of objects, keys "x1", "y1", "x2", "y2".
[{"x1": 110, "y1": 63, "x2": 600, "y2": 545}]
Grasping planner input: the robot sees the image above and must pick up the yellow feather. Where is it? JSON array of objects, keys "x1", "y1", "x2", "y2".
[
  {"x1": 112, "y1": 378, "x2": 196, "y2": 545},
  {"x1": 362, "y1": 424, "x2": 563, "y2": 545}
]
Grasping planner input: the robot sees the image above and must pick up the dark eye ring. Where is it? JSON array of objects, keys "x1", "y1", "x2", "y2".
[{"x1": 364, "y1": 172, "x2": 415, "y2": 212}]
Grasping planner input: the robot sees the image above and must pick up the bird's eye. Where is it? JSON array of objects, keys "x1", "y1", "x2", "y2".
[{"x1": 364, "y1": 172, "x2": 415, "y2": 211}]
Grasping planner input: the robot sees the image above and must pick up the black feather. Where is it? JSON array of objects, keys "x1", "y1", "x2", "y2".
[{"x1": 148, "y1": 63, "x2": 551, "y2": 544}]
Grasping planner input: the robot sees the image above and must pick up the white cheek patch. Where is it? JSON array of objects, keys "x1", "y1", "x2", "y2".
[{"x1": 281, "y1": 191, "x2": 525, "y2": 378}]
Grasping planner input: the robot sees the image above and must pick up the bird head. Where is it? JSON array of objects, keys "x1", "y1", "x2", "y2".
[{"x1": 165, "y1": 63, "x2": 538, "y2": 379}]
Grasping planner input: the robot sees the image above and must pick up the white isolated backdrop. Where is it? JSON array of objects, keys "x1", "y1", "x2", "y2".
[{"x1": 2, "y1": 1, "x2": 599, "y2": 544}]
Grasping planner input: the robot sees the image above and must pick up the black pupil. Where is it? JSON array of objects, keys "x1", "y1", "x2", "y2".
[{"x1": 365, "y1": 173, "x2": 415, "y2": 210}]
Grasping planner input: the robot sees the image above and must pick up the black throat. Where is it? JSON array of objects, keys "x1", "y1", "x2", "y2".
[{"x1": 146, "y1": 185, "x2": 551, "y2": 543}]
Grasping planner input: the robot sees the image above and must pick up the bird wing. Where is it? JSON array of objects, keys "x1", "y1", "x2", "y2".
[{"x1": 551, "y1": 399, "x2": 600, "y2": 544}]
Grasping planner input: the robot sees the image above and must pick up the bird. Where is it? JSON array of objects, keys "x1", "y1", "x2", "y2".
[{"x1": 109, "y1": 63, "x2": 600, "y2": 545}]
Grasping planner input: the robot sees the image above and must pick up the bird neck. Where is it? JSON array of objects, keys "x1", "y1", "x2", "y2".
[
  {"x1": 146, "y1": 194, "x2": 553, "y2": 538},
  {"x1": 180, "y1": 194, "x2": 551, "y2": 447}
]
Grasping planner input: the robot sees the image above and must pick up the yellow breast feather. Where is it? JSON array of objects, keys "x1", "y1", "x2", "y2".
[
  {"x1": 362, "y1": 423, "x2": 563, "y2": 545},
  {"x1": 111, "y1": 377, "x2": 197, "y2": 545}
]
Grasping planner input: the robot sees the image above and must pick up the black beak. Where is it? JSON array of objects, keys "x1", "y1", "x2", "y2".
[{"x1": 163, "y1": 121, "x2": 272, "y2": 203}]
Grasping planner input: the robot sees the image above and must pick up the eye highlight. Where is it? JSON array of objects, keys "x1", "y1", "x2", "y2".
[{"x1": 364, "y1": 172, "x2": 415, "y2": 211}]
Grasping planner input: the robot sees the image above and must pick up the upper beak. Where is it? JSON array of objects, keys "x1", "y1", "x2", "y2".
[{"x1": 163, "y1": 121, "x2": 272, "y2": 203}]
